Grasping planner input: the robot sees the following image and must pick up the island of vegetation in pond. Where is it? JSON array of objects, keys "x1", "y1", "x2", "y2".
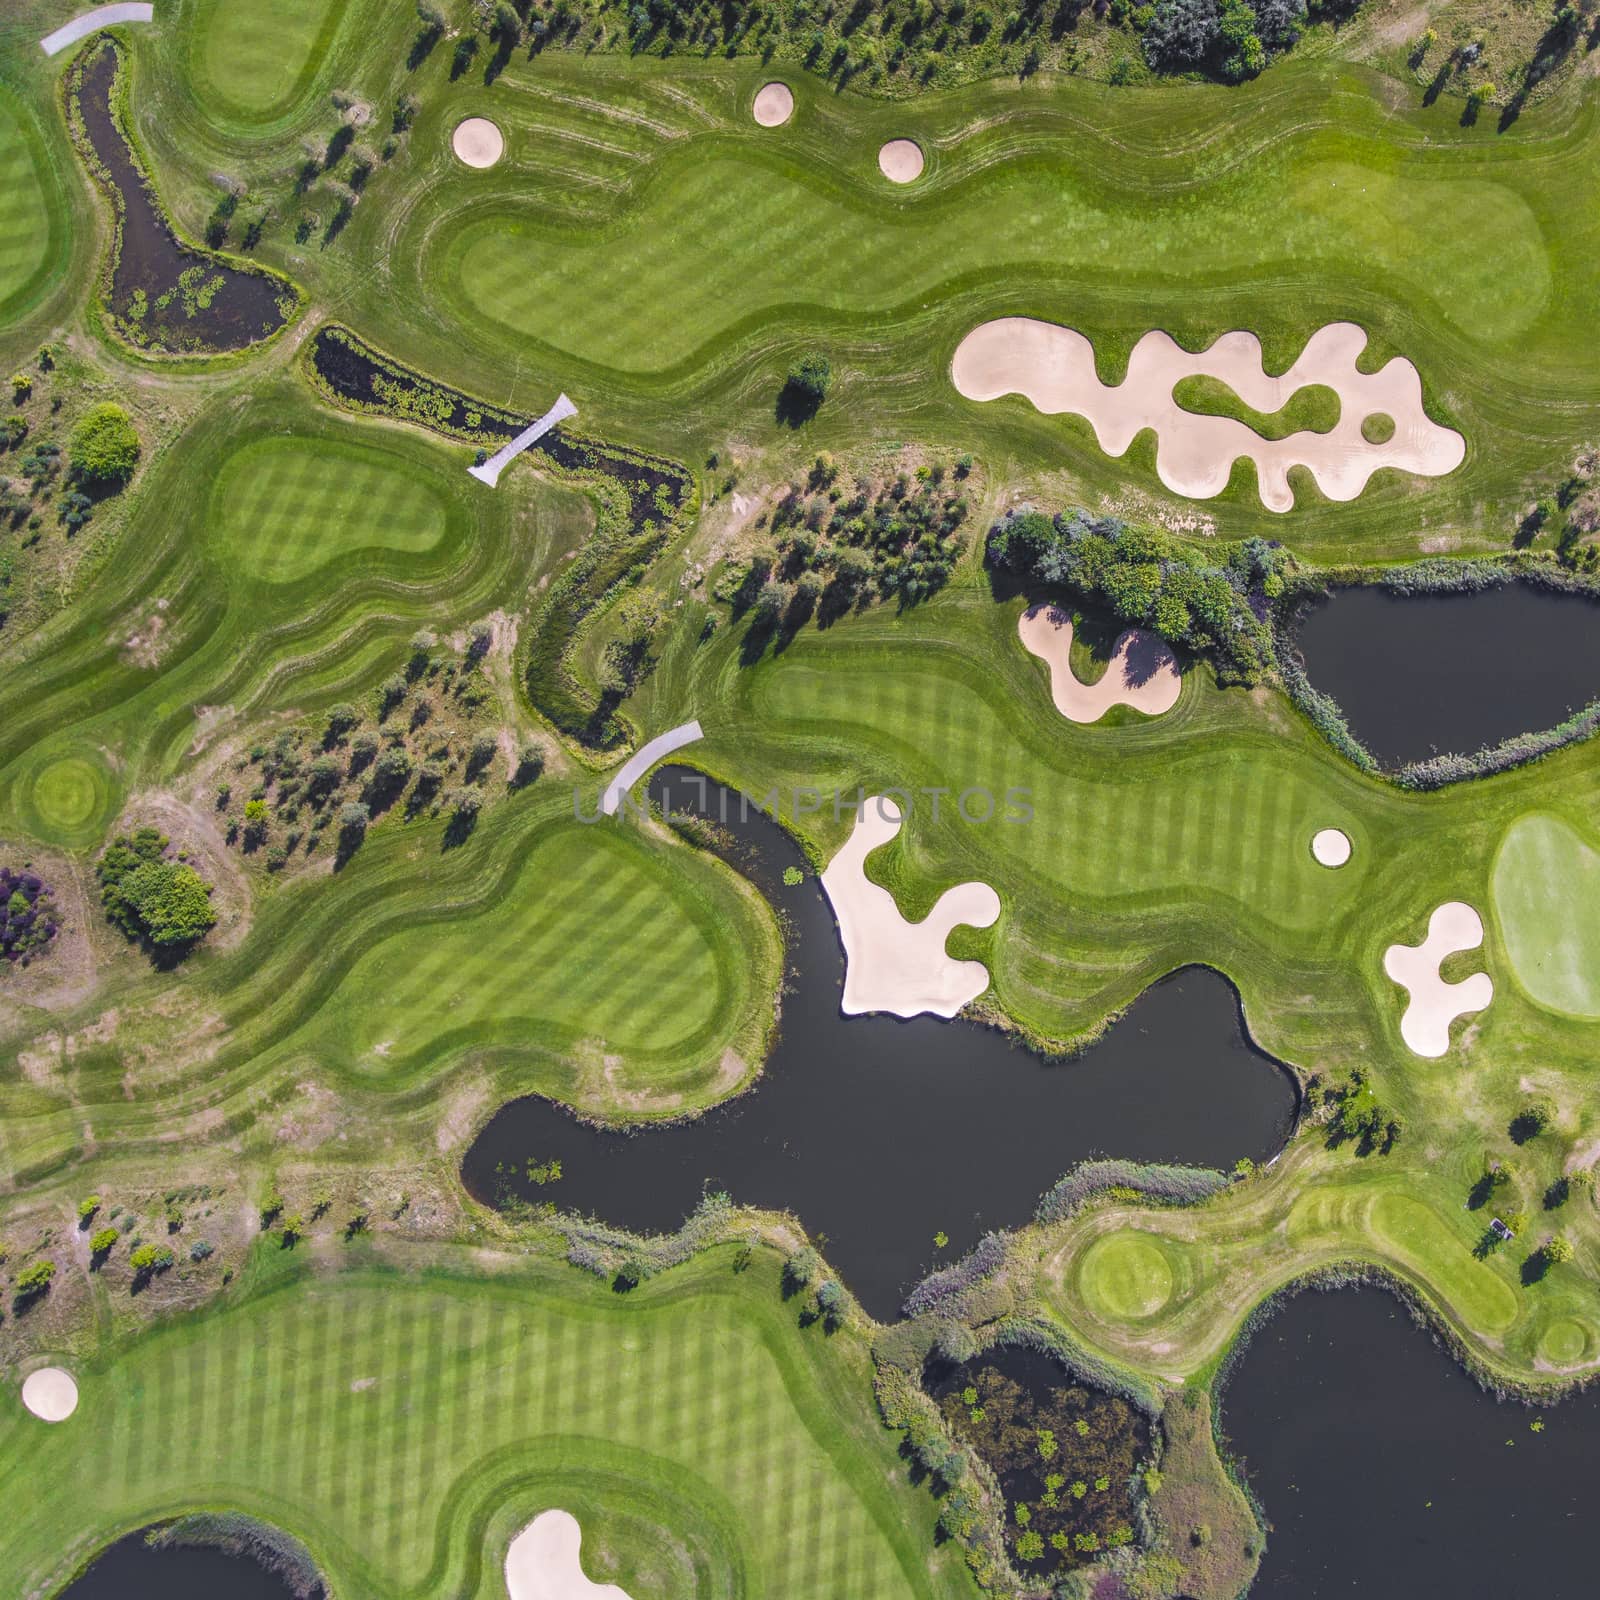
[{"x1": 930, "y1": 1346, "x2": 1149, "y2": 1577}]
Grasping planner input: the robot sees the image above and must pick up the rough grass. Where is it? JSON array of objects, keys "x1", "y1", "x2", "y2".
[
  {"x1": 1491, "y1": 811, "x2": 1600, "y2": 1019},
  {"x1": 0, "y1": 1247, "x2": 971, "y2": 1600}
]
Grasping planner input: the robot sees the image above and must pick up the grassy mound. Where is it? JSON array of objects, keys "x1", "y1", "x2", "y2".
[{"x1": 1077, "y1": 1232, "x2": 1177, "y2": 1321}]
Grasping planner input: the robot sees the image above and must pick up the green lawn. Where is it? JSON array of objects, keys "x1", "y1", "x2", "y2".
[
  {"x1": 186, "y1": 0, "x2": 343, "y2": 124},
  {"x1": 209, "y1": 434, "x2": 451, "y2": 585},
  {"x1": 0, "y1": 86, "x2": 54, "y2": 314},
  {"x1": 1492, "y1": 811, "x2": 1600, "y2": 1019},
  {"x1": 0, "y1": 1249, "x2": 971, "y2": 1600}
]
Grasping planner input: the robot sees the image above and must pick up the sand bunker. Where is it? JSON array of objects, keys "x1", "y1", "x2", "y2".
[
  {"x1": 452, "y1": 117, "x2": 504, "y2": 169},
  {"x1": 1311, "y1": 828, "x2": 1352, "y2": 868},
  {"x1": 821, "y1": 796, "x2": 999, "y2": 1019},
  {"x1": 1017, "y1": 605, "x2": 1180, "y2": 722},
  {"x1": 878, "y1": 139, "x2": 924, "y2": 183},
  {"x1": 752, "y1": 82, "x2": 794, "y2": 127},
  {"x1": 1383, "y1": 901, "x2": 1493, "y2": 1057},
  {"x1": 21, "y1": 1367, "x2": 78, "y2": 1423},
  {"x1": 951, "y1": 319, "x2": 1465, "y2": 513},
  {"x1": 505, "y1": 1510, "x2": 633, "y2": 1600}
]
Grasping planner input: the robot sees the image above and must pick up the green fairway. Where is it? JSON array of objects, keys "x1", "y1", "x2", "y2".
[
  {"x1": 1368, "y1": 1193, "x2": 1519, "y2": 1335},
  {"x1": 0, "y1": 1251, "x2": 968, "y2": 1600},
  {"x1": 1077, "y1": 1231, "x2": 1176, "y2": 1320},
  {"x1": 1492, "y1": 812, "x2": 1600, "y2": 1019},
  {"x1": 210, "y1": 435, "x2": 451, "y2": 584},
  {"x1": 296, "y1": 822, "x2": 762, "y2": 1088},
  {"x1": 0, "y1": 87, "x2": 53, "y2": 314},
  {"x1": 186, "y1": 0, "x2": 343, "y2": 124}
]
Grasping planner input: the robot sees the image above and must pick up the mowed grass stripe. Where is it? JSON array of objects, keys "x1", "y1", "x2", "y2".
[
  {"x1": 211, "y1": 435, "x2": 450, "y2": 585},
  {"x1": 0, "y1": 90, "x2": 51, "y2": 307}
]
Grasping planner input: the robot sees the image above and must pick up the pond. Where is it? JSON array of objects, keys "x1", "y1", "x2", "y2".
[
  {"x1": 463, "y1": 769, "x2": 1299, "y2": 1321},
  {"x1": 60, "y1": 1534, "x2": 309, "y2": 1600},
  {"x1": 75, "y1": 44, "x2": 290, "y2": 353},
  {"x1": 1292, "y1": 583, "x2": 1600, "y2": 769},
  {"x1": 1221, "y1": 1285, "x2": 1600, "y2": 1596}
]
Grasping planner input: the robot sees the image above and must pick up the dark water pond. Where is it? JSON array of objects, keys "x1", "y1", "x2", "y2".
[
  {"x1": 463, "y1": 769, "x2": 1299, "y2": 1320},
  {"x1": 1223, "y1": 1286, "x2": 1600, "y2": 1596},
  {"x1": 1294, "y1": 583, "x2": 1600, "y2": 768},
  {"x1": 60, "y1": 1534, "x2": 304, "y2": 1600},
  {"x1": 76, "y1": 45, "x2": 289, "y2": 352}
]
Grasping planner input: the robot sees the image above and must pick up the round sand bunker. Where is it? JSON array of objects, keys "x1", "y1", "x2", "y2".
[
  {"x1": 452, "y1": 117, "x2": 504, "y2": 169},
  {"x1": 1311, "y1": 828, "x2": 1352, "y2": 868},
  {"x1": 878, "y1": 139, "x2": 924, "y2": 183},
  {"x1": 21, "y1": 1367, "x2": 78, "y2": 1422},
  {"x1": 752, "y1": 82, "x2": 794, "y2": 127}
]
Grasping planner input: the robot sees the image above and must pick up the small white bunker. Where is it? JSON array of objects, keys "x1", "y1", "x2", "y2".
[
  {"x1": 505, "y1": 1509, "x2": 633, "y2": 1600},
  {"x1": 21, "y1": 1367, "x2": 78, "y2": 1423},
  {"x1": 452, "y1": 116, "x2": 505, "y2": 168},
  {"x1": 1311, "y1": 828, "x2": 1352, "y2": 868}
]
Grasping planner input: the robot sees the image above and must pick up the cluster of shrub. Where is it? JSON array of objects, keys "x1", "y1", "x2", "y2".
[
  {"x1": 1141, "y1": 0, "x2": 1346, "y2": 81},
  {"x1": 1306, "y1": 1068, "x2": 1402, "y2": 1154},
  {"x1": 0, "y1": 865, "x2": 58, "y2": 967},
  {"x1": 291, "y1": 82, "x2": 421, "y2": 248},
  {"x1": 931, "y1": 1349, "x2": 1146, "y2": 1575},
  {"x1": 1, "y1": 348, "x2": 140, "y2": 555},
  {"x1": 731, "y1": 454, "x2": 971, "y2": 645},
  {"x1": 220, "y1": 630, "x2": 542, "y2": 871},
  {"x1": 901, "y1": 1229, "x2": 1009, "y2": 1317},
  {"x1": 574, "y1": 0, "x2": 1348, "y2": 87},
  {"x1": 987, "y1": 506, "x2": 1283, "y2": 683},
  {"x1": 97, "y1": 828, "x2": 217, "y2": 953}
]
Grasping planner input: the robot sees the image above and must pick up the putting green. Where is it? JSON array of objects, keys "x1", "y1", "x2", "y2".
[
  {"x1": 1078, "y1": 1231, "x2": 1176, "y2": 1320},
  {"x1": 1491, "y1": 813, "x2": 1600, "y2": 1019},
  {"x1": 1539, "y1": 1319, "x2": 1592, "y2": 1365},
  {"x1": 0, "y1": 90, "x2": 53, "y2": 314},
  {"x1": 187, "y1": 0, "x2": 341, "y2": 123},
  {"x1": 209, "y1": 435, "x2": 451, "y2": 585},
  {"x1": 19, "y1": 749, "x2": 116, "y2": 848}
]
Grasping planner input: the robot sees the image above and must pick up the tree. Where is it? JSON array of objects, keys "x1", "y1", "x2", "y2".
[
  {"x1": 97, "y1": 829, "x2": 216, "y2": 949},
  {"x1": 1143, "y1": 0, "x2": 1219, "y2": 69},
  {"x1": 89, "y1": 1227, "x2": 118, "y2": 1257},
  {"x1": 129, "y1": 1243, "x2": 175, "y2": 1276},
  {"x1": 16, "y1": 1258, "x2": 56, "y2": 1301},
  {"x1": 778, "y1": 352, "x2": 832, "y2": 423},
  {"x1": 1543, "y1": 1234, "x2": 1575, "y2": 1265},
  {"x1": 69, "y1": 403, "x2": 140, "y2": 484}
]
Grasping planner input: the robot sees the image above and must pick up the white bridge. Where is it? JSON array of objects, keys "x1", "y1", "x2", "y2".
[{"x1": 468, "y1": 393, "x2": 578, "y2": 488}]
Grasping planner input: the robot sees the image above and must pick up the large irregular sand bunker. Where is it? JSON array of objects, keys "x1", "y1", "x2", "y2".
[
  {"x1": 1383, "y1": 901, "x2": 1493, "y2": 1057},
  {"x1": 452, "y1": 116, "x2": 505, "y2": 168},
  {"x1": 1018, "y1": 605, "x2": 1180, "y2": 722},
  {"x1": 506, "y1": 1510, "x2": 632, "y2": 1600},
  {"x1": 821, "y1": 796, "x2": 1000, "y2": 1019},
  {"x1": 952, "y1": 319, "x2": 1465, "y2": 513},
  {"x1": 752, "y1": 82, "x2": 794, "y2": 126},
  {"x1": 21, "y1": 1367, "x2": 78, "y2": 1422},
  {"x1": 878, "y1": 139, "x2": 925, "y2": 182}
]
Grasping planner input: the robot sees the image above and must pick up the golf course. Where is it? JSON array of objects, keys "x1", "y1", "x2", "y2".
[{"x1": 3, "y1": 0, "x2": 1600, "y2": 1595}]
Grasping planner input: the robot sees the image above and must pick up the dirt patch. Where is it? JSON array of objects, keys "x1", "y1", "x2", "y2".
[{"x1": 437, "y1": 1074, "x2": 492, "y2": 1154}]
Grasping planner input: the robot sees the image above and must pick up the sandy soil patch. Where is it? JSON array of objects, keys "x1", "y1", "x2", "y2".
[
  {"x1": 878, "y1": 138, "x2": 924, "y2": 182},
  {"x1": 1017, "y1": 605, "x2": 1180, "y2": 722},
  {"x1": 1383, "y1": 901, "x2": 1493, "y2": 1057},
  {"x1": 752, "y1": 82, "x2": 794, "y2": 126},
  {"x1": 505, "y1": 1510, "x2": 633, "y2": 1600},
  {"x1": 452, "y1": 116, "x2": 505, "y2": 169},
  {"x1": 1311, "y1": 828, "x2": 1352, "y2": 867},
  {"x1": 820, "y1": 796, "x2": 999, "y2": 1019},
  {"x1": 21, "y1": 1367, "x2": 78, "y2": 1422},
  {"x1": 951, "y1": 318, "x2": 1464, "y2": 513}
]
